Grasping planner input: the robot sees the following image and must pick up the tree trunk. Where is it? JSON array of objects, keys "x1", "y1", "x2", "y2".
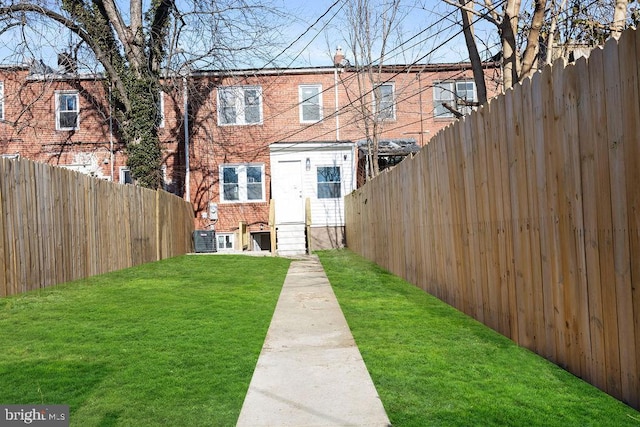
[
  {"x1": 520, "y1": 0, "x2": 547, "y2": 79},
  {"x1": 501, "y1": 0, "x2": 521, "y2": 89},
  {"x1": 611, "y1": 0, "x2": 628, "y2": 39},
  {"x1": 459, "y1": 0, "x2": 487, "y2": 104}
]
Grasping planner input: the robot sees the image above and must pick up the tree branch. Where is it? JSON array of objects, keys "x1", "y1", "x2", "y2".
[
  {"x1": 442, "y1": 102, "x2": 464, "y2": 118},
  {"x1": 441, "y1": 0, "x2": 499, "y2": 26}
]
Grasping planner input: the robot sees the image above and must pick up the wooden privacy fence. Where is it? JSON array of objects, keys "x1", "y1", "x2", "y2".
[
  {"x1": 346, "y1": 29, "x2": 640, "y2": 410},
  {"x1": 0, "y1": 157, "x2": 194, "y2": 297}
]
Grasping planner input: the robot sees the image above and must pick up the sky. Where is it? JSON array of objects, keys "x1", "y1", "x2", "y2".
[
  {"x1": 0, "y1": 0, "x2": 501, "y2": 71},
  {"x1": 278, "y1": 0, "x2": 500, "y2": 68}
]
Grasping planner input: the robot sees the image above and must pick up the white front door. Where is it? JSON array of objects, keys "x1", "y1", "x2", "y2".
[{"x1": 273, "y1": 160, "x2": 305, "y2": 224}]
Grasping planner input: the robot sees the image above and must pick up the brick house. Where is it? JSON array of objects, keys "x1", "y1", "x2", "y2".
[{"x1": 0, "y1": 54, "x2": 500, "y2": 254}]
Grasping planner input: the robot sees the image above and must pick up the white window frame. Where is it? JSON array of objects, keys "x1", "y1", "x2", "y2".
[
  {"x1": 55, "y1": 90, "x2": 80, "y2": 130},
  {"x1": 119, "y1": 166, "x2": 133, "y2": 184},
  {"x1": 0, "y1": 81, "x2": 4, "y2": 121},
  {"x1": 374, "y1": 83, "x2": 395, "y2": 120},
  {"x1": 217, "y1": 86, "x2": 263, "y2": 126},
  {"x1": 219, "y1": 163, "x2": 265, "y2": 203},
  {"x1": 317, "y1": 165, "x2": 342, "y2": 199},
  {"x1": 299, "y1": 84, "x2": 323, "y2": 123},
  {"x1": 433, "y1": 80, "x2": 477, "y2": 118},
  {"x1": 216, "y1": 233, "x2": 235, "y2": 251}
]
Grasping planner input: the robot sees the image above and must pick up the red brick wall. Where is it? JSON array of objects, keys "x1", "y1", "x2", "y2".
[{"x1": 0, "y1": 64, "x2": 501, "y2": 237}]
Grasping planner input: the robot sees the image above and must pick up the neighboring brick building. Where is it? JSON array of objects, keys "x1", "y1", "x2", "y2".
[{"x1": 0, "y1": 54, "x2": 501, "y2": 254}]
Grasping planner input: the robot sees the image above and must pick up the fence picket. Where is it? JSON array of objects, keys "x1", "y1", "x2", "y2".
[
  {"x1": 344, "y1": 27, "x2": 640, "y2": 410},
  {"x1": 0, "y1": 158, "x2": 193, "y2": 297}
]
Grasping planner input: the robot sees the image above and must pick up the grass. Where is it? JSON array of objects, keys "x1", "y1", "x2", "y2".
[
  {"x1": 317, "y1": 249, "x2": 640, "y2": 427},
  {"x1": 0, "y1": 254, "x2": 291, "y2": 426}
]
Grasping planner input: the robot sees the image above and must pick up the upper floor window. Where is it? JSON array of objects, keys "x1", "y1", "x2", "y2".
[
  {"x1": 299, "y1": 85, "x2": 322, "y2": 123},
  {"x1": 374, "y1": 83, "x2": 395, "y2": 120},
  {"x1": 220, "y1": 163, "x2": 265, "y2": 202},
  {"x1": 0, "y1": 81, "x2": 4, "y2": 121},
  {"x1": 56, "y1": 91, "x2": 79, "y2": 130},
  {"x1": 317, "y1": 166, "x2": 342, "y2": 199},
  {"x1": 433, "y1": 80, "x2": 477, "y2": 118},
  {"x1": 217, "y1": 86, "x2": 262, "y2": 125}
]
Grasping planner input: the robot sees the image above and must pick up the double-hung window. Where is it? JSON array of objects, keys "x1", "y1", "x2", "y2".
[
  {"x1": 317, "y1": 166, "x2": 341, "y2": 199},
  {"x1": 56, "y1": 91, "x2": 79, "y2": 130},
  {"x1": 299, "y1": 85, "x2": 322, "y2": 123},
  {"x1": 217, "y1": 86, "x2": 262, "y2": 125},
  {"x1": 374, "y1": 83, "x2": 395, "y2": 120},
  {"x1": 433, "y1": 80, "x2": 477, "y2": 118},
  {"x1": 220, "y1": 163, "x2": 265, "y2": 202}
]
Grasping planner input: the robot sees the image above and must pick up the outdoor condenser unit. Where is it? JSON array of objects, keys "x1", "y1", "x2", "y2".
[{"x1": 193, "y1": 230, "x2": 216, "y2": 253}]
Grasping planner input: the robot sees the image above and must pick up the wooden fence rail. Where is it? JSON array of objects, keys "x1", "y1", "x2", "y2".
[
  {"x1": 345, "y1": 29, "x2": 640, "y2": 410},
  {"x1": 0, "y1": 157, "x2": 194, "y2": 297}
]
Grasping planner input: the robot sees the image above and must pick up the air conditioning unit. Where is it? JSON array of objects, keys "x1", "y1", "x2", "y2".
[{"x1": 193, "y1": 230, "x2": 216, "y2": 253}]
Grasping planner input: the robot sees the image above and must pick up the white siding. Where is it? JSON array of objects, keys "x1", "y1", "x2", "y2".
[{"x1": 269, "y1": 143, "x2": 355, "y2": 228}]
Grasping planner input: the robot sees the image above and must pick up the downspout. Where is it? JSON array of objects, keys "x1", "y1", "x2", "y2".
[
  {"x1": 109, "y1": 84, "x2": 114, "y2": 181},
  {"x1": 418, "y1": 74, "x2": 424, "y2": 146},
  {"x1": 183, "y1": 74, "x2": 190, "y2": 202},
  {"x1": 334, "y1": 67, "x2": 340, "y2": 141}
]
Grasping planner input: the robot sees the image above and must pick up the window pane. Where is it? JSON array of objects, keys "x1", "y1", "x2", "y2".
[
  {"x1": 223, "y1": 167, "x2": 238, "y2": 183},
  {"x1": 219, "y1": 89, "x2": 237, "y2": 124},
  {"x1": 244, "y1": 105, "x2": 260, "y2": 124},
  {"x1": 223, "y1": 184, "x2": 239, "y2": 200},
  {"x1": 60, "y1": 94, "x2": 77, "y2": 111},
  {"x1": 434, "y1": 103, "x2": 452, "y2": 118},
  {"x1": 376, "y1": 84, "x2": 394, "y2": 119},
  {"x1": 244, "y1": 89, "x2": 261, "y2": 123},
  {"x1": 317, "y1": 166, "x2": 340, "y2": 183},
  {"x1": 246, "y1": 166, "x2": 263, "y2": 200},
  {"x1": 434, "y1": 82, "x2": 454, "y2": 101},
  {"x1": 301, "y1": 86, "x2": 321, "y2": 122},
  {"x1": 59, "y1": 112, "x2": 78, "y2": 128},
  {"x1": 302, "y1": 104, "x2": 320, "y2": 121},
  {"x1": 317, "y1": 166, "x2": 341, "y2": 199},
  {"x1": 301, "y1": 86, "x2": 319, "y2": 99},
  {"x1": 222, "y1": 167, "x2": 239, "y2": 201}
]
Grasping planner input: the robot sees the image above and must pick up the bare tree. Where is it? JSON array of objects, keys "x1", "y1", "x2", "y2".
[
  {"x1": 0, "y1": 0, "x2": 285, "y2": 188},
  {"x1": 442, "y1": 0, "x2": 636, "y2": 91},
  {"x1": 342, "y1": 0, "x2": 404, "y2": 181}
]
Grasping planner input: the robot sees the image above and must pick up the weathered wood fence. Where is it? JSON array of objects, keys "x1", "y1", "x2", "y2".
[
  {"x1": 346, "y1": 29, "x2": 640, "y2": 410},
  {"x1": 0, "y1": 157, "x2": 194, "y2": 297}
]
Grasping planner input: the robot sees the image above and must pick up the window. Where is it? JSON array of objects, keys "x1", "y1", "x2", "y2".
[
  {"x1": 317, "y1": 166, "x2": 341, "y2": 199},
  {"x1": 0, "y1": 81, "x2": 4, "y2": 121},
  {"x1": 119, "y1": 167, "x2": 133, "y2": 184},
  {"x1": 220, "y1": 164, "x2": 265, "y2": 202},
  {"x1": 217, "y1": 86, "x2": 262, "y2": 125},
  {"x1": 374, "y1": 83, "x2": 395, "y2": 120},
  {"x1": 217, "y1": 234, "x2": 235, "y2": 251},
  {"x1": 56, "y1": 91, "x2": 79, "y2": 130},
  {"x1": 299, "y1": 85, "x2": 322, "y2": 122},
  {"x1": 433, "y1": 80, "x2": 477, "y2": 118}
]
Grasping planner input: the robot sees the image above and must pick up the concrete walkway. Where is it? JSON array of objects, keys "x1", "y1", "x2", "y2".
[{"x1": 237, "y1": 255, "x2": 390, "y2": 427}]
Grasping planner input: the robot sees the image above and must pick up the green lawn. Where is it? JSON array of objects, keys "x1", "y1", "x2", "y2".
[
  {"x1": 0, "y1": 255, "x2": 291, "y2": 426},
  {"x1": 317, "y1": 249, "x2": 640, "y2": 427}
]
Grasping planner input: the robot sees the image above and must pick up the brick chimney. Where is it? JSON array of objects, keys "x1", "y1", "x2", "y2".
[{"x1": 333, "y1": 46, "x2": 346, "y2": 67}]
